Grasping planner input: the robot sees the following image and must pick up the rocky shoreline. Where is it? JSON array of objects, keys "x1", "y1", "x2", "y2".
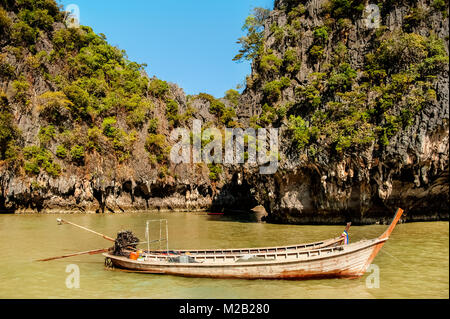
[{"x1": 8, "y1": 207, "x2": 448, "y2": 226}]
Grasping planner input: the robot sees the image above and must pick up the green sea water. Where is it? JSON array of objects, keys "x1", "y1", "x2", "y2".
[{"x1": 0, "y1": 212, "x2": 447, "y2": 299}]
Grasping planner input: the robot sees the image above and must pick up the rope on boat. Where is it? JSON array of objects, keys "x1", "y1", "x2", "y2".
[{"x1": 378, "y1": 248, "x2": 422, "y2": 275}]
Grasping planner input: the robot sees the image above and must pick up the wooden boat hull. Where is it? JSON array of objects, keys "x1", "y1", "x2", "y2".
[{"x1": 104, "y1": 238, "x2": 387, "y2": 279}]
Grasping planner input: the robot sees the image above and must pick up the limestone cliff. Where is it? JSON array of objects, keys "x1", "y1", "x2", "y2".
[
  {"x1": 230, "y1": 0, "x2": 449, "y2": 223},
  {"x1": 0, "y1": 0, "x2": 448, "y2": 224},
  {"x1": 0, "y1": 0, "x2": 228, "y2": 213}
]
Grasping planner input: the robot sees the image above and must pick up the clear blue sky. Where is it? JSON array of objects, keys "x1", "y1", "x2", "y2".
[{"x1": 58, "y1": 0, "x2": 274, "y2": 98}]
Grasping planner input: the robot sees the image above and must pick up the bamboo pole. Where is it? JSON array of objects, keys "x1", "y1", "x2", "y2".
[
  {"x1": 57, "y1": 218, "x2": 115, "y2": 242},
  {"x1": 36, "y1": 248, "x2": 110, "y2": 262}
]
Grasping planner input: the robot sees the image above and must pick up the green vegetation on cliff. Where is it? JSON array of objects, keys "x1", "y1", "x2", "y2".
[
  {"x1": 1, "y1": 0, "x2": 449, "y2": 185},
  {"x1": 233, "y1": 7, "x2": 270, "y2": 63},
  {"x1": 234, "y1": 0, "x2": 448, "y2": 156},
  {"x1": 0, "y1": 0, "x2": 180, "y2": 176},
  {"x1": 0, "y1": 105, "x2": 20, "y2": 161}
]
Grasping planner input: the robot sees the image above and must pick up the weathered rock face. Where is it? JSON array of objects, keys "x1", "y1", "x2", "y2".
[
  {"x1": 227, "y1": 0, "x2": 450, "y2": 224},
  {"x1": 0, "y1": 80, "x2": 218, "y2": 213},
  {"x1": 0, "y1": 154, "x2": 214, "y2": 214}
]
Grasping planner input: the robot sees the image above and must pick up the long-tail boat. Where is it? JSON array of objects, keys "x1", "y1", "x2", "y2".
[
  {"x1": 39, "y1": 219, "x2": 351, "y2": 262},
  {"x1": 103, "y1": 208, "x2": 403, "y2": 279},
  {"x1": 137, "y1": 222, "x2": 351, "y2": 257}
]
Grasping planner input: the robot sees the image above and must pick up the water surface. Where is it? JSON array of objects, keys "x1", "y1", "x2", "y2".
[{"x1": 0, "y1": 212, "x2": 447, "y2": 299}]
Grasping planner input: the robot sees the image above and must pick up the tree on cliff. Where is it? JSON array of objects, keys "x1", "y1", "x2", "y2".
[{"x1": 233, "y1": 7, "x2": 270, "y2": 63}]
